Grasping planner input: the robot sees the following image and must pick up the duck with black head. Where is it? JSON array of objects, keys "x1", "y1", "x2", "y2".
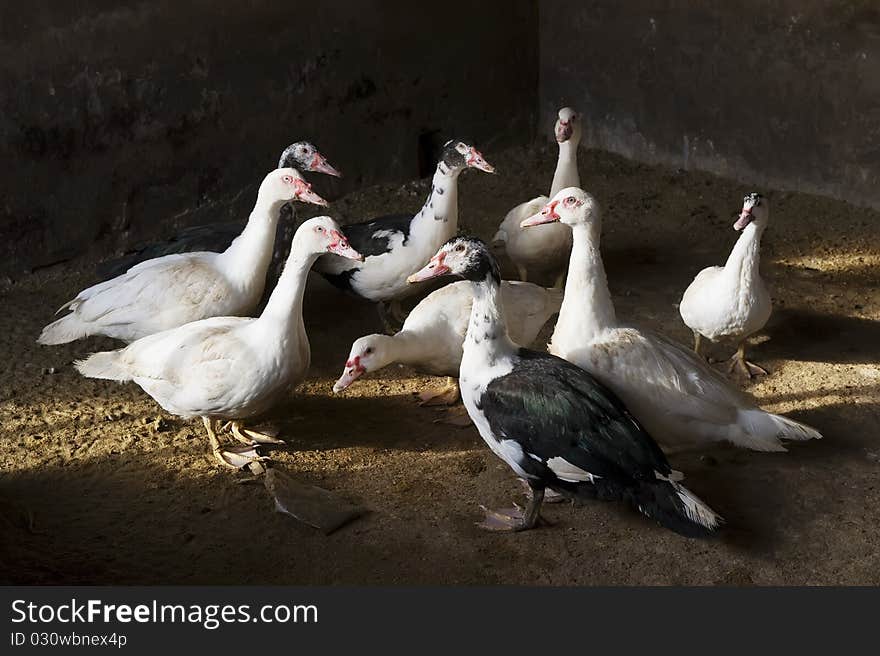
[
  {"x1": 407, "y1": 236, "x2": 722, "y2": 537},
  {"x1": 315, "y1": 139, "x2": 495, "y2": 331}
]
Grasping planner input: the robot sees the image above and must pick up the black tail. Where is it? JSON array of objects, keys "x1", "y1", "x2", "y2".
[
  {"x1": 574, "y1": 478, "x2": 722, "y2": 538},
  {"x1": 631, "y1": 479, "x2": 722, "y2": 538}
]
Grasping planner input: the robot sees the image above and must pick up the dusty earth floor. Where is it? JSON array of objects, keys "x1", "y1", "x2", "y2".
[{"x1": 1, "y1": 144, "x2": 879, "y2": 585}]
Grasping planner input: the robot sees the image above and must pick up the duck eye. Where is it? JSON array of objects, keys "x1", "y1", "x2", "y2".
[
  {"x1": 364, "y1": 347, "x2": 373, "y2": 355},
  {"x1": 566, "y1": 196, "x2": 576, "y2": 204},
  {"x1": 455, "y1": 244, "x2": 465, "y2": 252},
  {"x1": 283, "y1": 175, "x2": 293, "y2": 184},
  {"x1": 316, "y1": 226, "x2": 325, "y2": 233}
]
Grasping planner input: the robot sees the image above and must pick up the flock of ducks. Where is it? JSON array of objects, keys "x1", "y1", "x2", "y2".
[{"x1": 38, "y1": 107, "x2": 822, "y2": 537}]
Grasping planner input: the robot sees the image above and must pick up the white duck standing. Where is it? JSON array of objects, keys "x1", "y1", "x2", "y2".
[
  {"x1": 521, "y1": 188, "x2": 821, "y2": 452},
  {"x1": 332, "y1": 280, "x2": 562, "y2": 404},
  {"x1": 679, "y1": 193, "x2": 772, "y2": 378},
  {"x1": 74, "y1": 216, "x2": 362, "y2": 467},
  {"x1": 313, "y1": 139, "x2": 494, "y2": 329},
  {"x1": 492, "y1": 107, "x2": 581, "y2": 287},
  {"x1": 39, "y1": 168, "x2": 327, "y2": 345}
]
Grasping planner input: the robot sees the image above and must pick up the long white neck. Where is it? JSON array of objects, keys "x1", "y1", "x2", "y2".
[
  {"x1": 385, "y1": 331, "x2": 427, "y2": 366},
  {"x1": 218, "y1": 191, "x2": 287, "y2": 291},
  {"x1": 409, "y1": 163, "x2": 463, "y2": 245},
  {"x1": 462, "y1": 275, "x2": 517, "y2": 369},
  {"x1": 553, "y1": 221, "x2": 617, "y2": 346},
  {"x1": 550, "y1": 140, "x2": 580, "y2": 196},
  {"x1": 256, "y1": 239, "x2": 319, "y2": 337},
  {"x1": 722, "y1": 223, "x2": 765, "y2": 290}
]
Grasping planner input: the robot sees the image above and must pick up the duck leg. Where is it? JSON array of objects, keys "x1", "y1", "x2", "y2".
[
  {"x1": 203, "y1": 417, "x2": 266, "y2": 469},
  {"x1": 518, "y1": 477, "x2": 566, "y2": 503},
  {"x1": 230, "y1": 421, "x2": 286, "y2": 446},
  {"x1": 726, "y1": 341, "x2": 768, "y2": 378},
  {"x1": 516, "y1": 265, "x2": 528, "y2": 283},
  {"x1": 693, "y1": 331, "x2": 705, "y2": 358},
  {"x1": 477, "y1": 484, "x2": 545, "y2": 532},
  {"x1": 417, "y1": 377, "x2": 460, "y2": 406},
  {"x1": 552, "y1": 270, "x2": 566, "y2": 290}
]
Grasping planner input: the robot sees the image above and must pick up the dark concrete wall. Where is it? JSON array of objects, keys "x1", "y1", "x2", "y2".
[
  {"x1": 0, "y1": 1, "x2": 538, "y2": 275},
  {"x1": 540, "y1": 1, "x2": 880, "y2": 208}
]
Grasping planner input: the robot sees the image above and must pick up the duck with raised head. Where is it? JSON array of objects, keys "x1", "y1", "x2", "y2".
[
  {"x1": 75, "y1": 216, "x2": 362, "y2": 467},
  {"x1": 333, "y1": 280, "x2": 562, "y2": 405},
  {"x1": 38, "y1": 169, "x2": 328, "y2": 345},
  {"x1": 492, "y1": 107, "x2": 580, "y2": 287},
  {"x1": 314, "y1": 139, "x2": 494, "y2": 330},
  {"x1": 96, "y1": 141, "x2": 341, "y2": 279},
  {"x1": 406, "y1": 236, "x2": 722, "y2": 536},
  {"x1": 521, "y1": 187, "x2": 821, "y2": 452},
  {"x1": 680, "y1": 193, "x2": 773, "y2": 378}
]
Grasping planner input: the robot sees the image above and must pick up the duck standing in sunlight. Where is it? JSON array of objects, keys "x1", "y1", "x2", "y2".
[
  {"x1": 74, "y1": 217, "x2": 362, "y2": 468},
  {"x1": 332, "y1": 280, "x2": 562, "y2": 404},
  {"x1": 680, "y1": 193, "x2": 773, "y2": 378},
  {"x1": 521, "y1": 188, "x2": 821, "y2": 452},
  {"x1": 313, "y1": 139, "x2": 494, "y2": 331},
  {"x1": 38, "y1": 169, "x2": 327, "y2": 345},
  {"x1": 96, "y1": 141, "x2": 342, "y2": 280},
  {"x1": 492, "y1": 107, "x2": 580, "y2": 287},
  {"x1": 407, "y1": 237, "x2": 721, "y2": 536}
]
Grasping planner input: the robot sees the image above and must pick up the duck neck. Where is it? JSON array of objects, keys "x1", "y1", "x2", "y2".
[
  {"x1": 556, "y1": 221, "x2": 617, "y2": 341},
  {"x1": 722, "y1": 223, "x2": 764, "y2": 290},
  {"x1": 256, "y1": 239, "x2": 318, "y2": 337},
  {"x1": 550, "y1": 140, "x2": 580, "y2": 196},
  {"x1": 463, "y1": 273, "x2": 517, "y2": 367},
  {"x1": 385, "y1": 331, "x2": 425, "y2": 367},
  {"x1": 410, "y1": 163, "x2": 463, "y2": 244},
  {"x1": 219, "y1": 192, "x2": 286, "y2": 290}
]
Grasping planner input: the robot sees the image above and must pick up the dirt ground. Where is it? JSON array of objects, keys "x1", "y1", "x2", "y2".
[{"x1": 1, "y1": 144, "x2": 879, "y2": 585}]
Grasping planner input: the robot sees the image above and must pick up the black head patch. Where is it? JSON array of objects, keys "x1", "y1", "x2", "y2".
[
  {"x1": 743, "y1": 191, "x2": 763, "y2": 207},
  {"x1": 440, "y1": 139, "x2": 472, "y2": 169},
  {"x1": 442, "y1": 235, "x2": 501, "y2": 285},
  {"x1": 278, "y1": 141, "x2": 317, "y2": 169}
]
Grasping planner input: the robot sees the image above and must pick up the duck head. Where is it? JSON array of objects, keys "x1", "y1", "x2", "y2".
[
  {"x1": 260, "y1": 168, "x2": 329, "y2": 207},
  {"x1": 297, "y1": 216, "x2": 363, "y2": 260},
  {"x1": 440, "y1": 140, "x2": 495, "y2": 174},
  {"x1": 555, "y1": 107, "x2": 582, "y2": 145},
  {"x1": 333, "y1": 334, "x2": 396, "y2": 393},
  {"x1": 734, "y1": 192, "x2": 768, "y2": 231},
  {"x1": 407, "y1": 236, "x2": 500, "y2": 285},
  {"x1": 278, "y1": 141, "x2": 342, "y2": 177},
  {"x1": 520, "y1": 186, "x2": 599, "y2": 228}
]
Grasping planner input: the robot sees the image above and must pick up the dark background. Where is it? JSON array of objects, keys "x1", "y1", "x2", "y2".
[{"x1": 1, "y1": 1, "x2": 878, "y2": 273}]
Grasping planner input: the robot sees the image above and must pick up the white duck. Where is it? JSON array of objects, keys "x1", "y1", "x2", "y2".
[
  {"x1": 521, "y1": 188, "x2": 821, "y2": 452},
  {"x1": 314, "y1": 139, "x2": 494, "y2": 329},
  {"x1": 75, "y1": 216, "x2": 362, "y2": 466},
  {"x1": 38, "y1": 168, "x2": 327, "y2": 345},
  {"x1": 492, "y1": 107, "x2": 581, "y2": 287},
  {"x1": 332, "y1": 280, "x2": 562, "y2": 404},
  {"x1": 680, "y1": 192, "x2": 772, "y2": 378}
]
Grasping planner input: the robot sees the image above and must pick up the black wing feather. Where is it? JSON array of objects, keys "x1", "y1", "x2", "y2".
[
  {"x1": 340, "y1": 213, "x2": 413, "y2": 258},
  {"x1": 481, "y1": 349, "x2": 671, "y2": 482},
  {"x1": 96, "y1": 221, "x2": 242, "y2": 279}
]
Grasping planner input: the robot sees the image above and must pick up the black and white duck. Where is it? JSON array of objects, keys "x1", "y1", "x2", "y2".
[
  {"x1": 314, "y1": 139, "x2": 494, "y2": 330},
  {"x1": 406, "y1": 236, "x2": 722, "y2": 536}
]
